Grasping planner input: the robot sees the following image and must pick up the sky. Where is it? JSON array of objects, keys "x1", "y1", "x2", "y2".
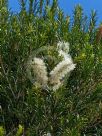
[{"x1": 9, "y1": 0, "x2": 102, "y2": 24}]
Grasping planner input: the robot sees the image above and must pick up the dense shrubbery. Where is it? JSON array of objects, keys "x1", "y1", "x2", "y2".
[{"x1": 0, "y1": 0, "x2": 102, "y2": 135}]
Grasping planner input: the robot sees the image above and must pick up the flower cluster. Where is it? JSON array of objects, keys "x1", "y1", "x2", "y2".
[
  {"x1": 49, "y1": 41, "x2": 76, "y2": 90},
  {"x1": 26, "y1": 41, "x2": 76, "y2": 91},
  {"x1": 26, "y1": 57, "x2": 48, "y2": 88},
  {"x1": 49, "y1": 56, "x2": 75, "y2": 90}
]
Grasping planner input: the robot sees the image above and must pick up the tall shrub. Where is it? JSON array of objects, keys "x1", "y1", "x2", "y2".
[{"x1": 0, "y1": 0, "x2": 102, "y2": 135}]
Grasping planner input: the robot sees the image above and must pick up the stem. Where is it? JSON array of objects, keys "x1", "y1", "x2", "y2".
[
  {"x1": 50, "y1": 94, "x2": 58, "y2": 136},
  {"x1": 1, "y1": 56, "x2": 16, "y2": 99}
]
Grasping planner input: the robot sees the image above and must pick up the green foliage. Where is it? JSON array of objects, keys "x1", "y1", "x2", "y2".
[
  {"x1": 16, "y1": 125, "x2": 23, "y2": 136},
  {"x1": 0, "y1": 126, "x2": 5, "y2": 136},
  {"x1": 0, "y1": 0, "x2": 102, "y2": 135}
]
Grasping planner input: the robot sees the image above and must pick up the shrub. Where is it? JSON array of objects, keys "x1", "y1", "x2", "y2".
[{"x1": 0, "y1": 0, "x2": 102, "y2": 135}]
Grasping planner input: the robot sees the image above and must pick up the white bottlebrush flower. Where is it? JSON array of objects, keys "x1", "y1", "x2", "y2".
[
  {"x1": 57, "y1": 41, "x2": 69, "y2": 53},
  {"x1": 26, "y1": 57, "x2": 48, "y2": 88},
  {"x1": 49, "y1": 57, "x2": 76, "y2": 91},
  {"x1": 58, "y1": 50, "x2": 71, "y2": 60},
  {"x1": 57, "y1": 41, "x2": 71, "y2": 60},
  {"x1": 49, "y1": 41, "x2": 75, "y2": 91}
]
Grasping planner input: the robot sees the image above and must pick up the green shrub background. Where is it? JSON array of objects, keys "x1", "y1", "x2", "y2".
[{"x1": 0, "y1": 0, "x2": 102, "y2": 135}]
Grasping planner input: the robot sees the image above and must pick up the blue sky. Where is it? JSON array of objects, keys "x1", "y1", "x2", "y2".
[{"x1": 9, "y1": 0, "x2": 102, "y2": 24}]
